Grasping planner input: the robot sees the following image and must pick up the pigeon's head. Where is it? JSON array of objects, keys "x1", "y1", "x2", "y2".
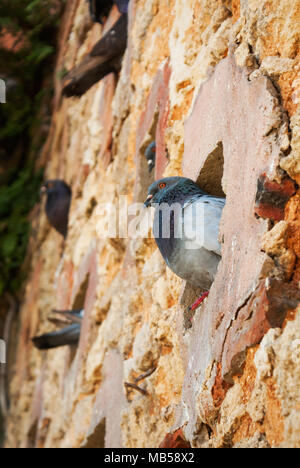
[
  {"x1": 144, "y1": 177, "x2": 189, "y2": 207},
  {"x1": 40, "y1": 180, "x2": 71, "y2": 198},
  {"x1": 145, "y1": 141, "x2": 156, "y2": 173}
]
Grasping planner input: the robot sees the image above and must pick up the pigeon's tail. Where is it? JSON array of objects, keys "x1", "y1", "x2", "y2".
[{"x1": 32, "y1": 324, "x2": 80, "y2": 350}]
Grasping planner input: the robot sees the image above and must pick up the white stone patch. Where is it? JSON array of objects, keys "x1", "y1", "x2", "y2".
[{"x1": 254, "y1": 328, "x2": 282, "y2": 379}]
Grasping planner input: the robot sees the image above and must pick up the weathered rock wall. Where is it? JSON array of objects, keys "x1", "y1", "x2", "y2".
[{"x1": 5, "y1": 0, "x2": 300, "y2": 448}]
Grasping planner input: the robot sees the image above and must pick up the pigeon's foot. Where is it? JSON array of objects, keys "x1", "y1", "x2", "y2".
[{"x1": 188, "y1": 291, "x2": 209, "y2": 312}]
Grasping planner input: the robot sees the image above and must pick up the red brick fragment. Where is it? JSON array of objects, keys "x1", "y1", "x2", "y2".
[
  {"x1": 159, "y1": 429, "x2": 191, "y2": 448},
  {"x1": 222, "y1": 278, "x2": 300, "y2": 381},
  {"x1": 255, "y1": 173, "x2": 297, "y2": 221}
]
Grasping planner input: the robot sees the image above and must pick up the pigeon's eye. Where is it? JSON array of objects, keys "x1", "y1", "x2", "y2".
[{"x1": 159, "y1": 183, "x2": 166, "y2": 189}]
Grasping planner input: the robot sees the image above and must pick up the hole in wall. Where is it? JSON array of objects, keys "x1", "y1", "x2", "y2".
[
  {"x1": 72, "y1": 274, "x2": 90, "y2": 311},
  {"x1": 81, "y1": 418, "x2": 106, "y2": 448},
  {"x1": 135, "y1": 109, "x2": 159, "y2": 203},
  {"x1": 195, "y1": 141, "x2": 225, "y2": 197},
  {"x1": 86, "y1": 197, "x2": 97, "y2": 219},
  {"x1": 27, "y1": 421, "x2": 38, "y2": 448},
  {"x1": 65, "y1": 274, "x2": 90, "y2": 364}
]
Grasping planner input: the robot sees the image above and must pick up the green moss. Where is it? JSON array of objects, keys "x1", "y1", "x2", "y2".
[{"x1": 0, "y1": 0, "x2": 61, "y2": 297}]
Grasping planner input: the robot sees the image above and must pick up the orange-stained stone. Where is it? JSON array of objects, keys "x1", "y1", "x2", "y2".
[
  {"x1": 159, "y1": 429, "x2": 191, "y2": 448},
  {"x1": 231, "y1": 0, "x2": 241, "y2": 23},
  {"x1": 232, "y1": 347, "x2": 284, "y2": 447},
  {"x1": 232, "y1": 413, "x2": 263, "y2": 445},
  {"x1": 169, "y1": 86, "x2": 195, "y2": 123},
  {"x1": 264, "y1": 377, "x2": 285, "y2": 446},
  {"x1": 211, "y1": 363, "x2": 232, "y2": 407},
  {"x1": 233, "y1": 347, "x2": 258, "y2": 404}
]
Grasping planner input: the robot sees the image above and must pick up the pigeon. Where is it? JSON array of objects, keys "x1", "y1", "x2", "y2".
[
  {"x1": 90, "y1": 13, "x2": 127, "y2": 57},
  {"x1": 40, "y1": 180, "x2": 71, "y2": 238},
  {"x1": 115, "y1": 0, "x2": 129, "y2": 13},
  {"x1": 62, "y1": 12, "x2": 128, "y2": 97},
  {"x1": 144, "y1": 141, "x2": 156, "y2": 173},
  {"x1": 144, "y1": 177, "x2": 225, "y2": 310},
  {"x1": 32, "y1": 310, "x2": 83, "y2": 350}
]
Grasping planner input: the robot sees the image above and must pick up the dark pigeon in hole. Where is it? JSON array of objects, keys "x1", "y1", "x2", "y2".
[
  {"x1": 144, "y1": 141, "x2": 156, "y2": 173},
  {"x1": 32, "y1": 310, "x2": 83, "y2": 350},
  {"x1": 114, "y1": 0, "x2": 129, "y2": 13},
  {"x1": 62, "y1": 12, "x2": 128, "y2": 97},
  {"x1": 144, "y1": 177, "x2": 225, "y2": 311},
  {"x1": 40, "y1": 180, "x2": 71, "y2": 238}
]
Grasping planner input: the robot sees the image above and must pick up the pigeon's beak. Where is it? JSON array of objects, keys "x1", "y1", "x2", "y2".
[{"x1": 144, "y1": 194, "x2": 153, "y2": 207}]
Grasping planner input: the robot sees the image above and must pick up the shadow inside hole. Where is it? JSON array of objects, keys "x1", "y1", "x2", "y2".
[
  {"x1": 27, "y1": 420, "x2": 38, "y2": 448},
  {"x1": 181, "y1": 142, "x2": 226, "y2": 328},
  {"x1": 195, "y1": 141, "x2": 225, "y2": 197},
  {"x1": 73, "y1": 274, "x2": 90, "y2": 311},
  {"x1": 86, "y1": 197, "x2": 97, "y2": 218},
  {"x1": 81, "y1": 418, "x2": 106, "y2": 448},
  {"x1": 67, "y1": 274, "x2": 90, "y2": 364},
  {"x1": 135, "y1": 109, "x2": 159, "y2": 203}
]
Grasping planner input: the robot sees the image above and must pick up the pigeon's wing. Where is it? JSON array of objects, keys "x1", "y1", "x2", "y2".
[
  {"x1": 90, "y1": 13, "x2": 128, "y2": 58},
  {"x1": 32, "y1": 324, "x2": 81, "y2": 350},
  {"x1": 182, "y1": 195, "x2": 225, "y2": 255},
  {"x1": 62, "y1": 55, "x2": 121, "y2": 97},
  {"x1": 62, "y1": 14, "x2": 127, "y2": 97}
]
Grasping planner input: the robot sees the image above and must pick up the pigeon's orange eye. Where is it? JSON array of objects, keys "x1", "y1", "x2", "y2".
[
  {"x1": 159, "y1": 183, "x2": 166, "y2": 189},
  {"x1": 47, "y1": 182, "x2": 53, "y2": 189}
]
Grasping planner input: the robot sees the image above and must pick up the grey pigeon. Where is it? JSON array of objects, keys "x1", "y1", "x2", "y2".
[
  {"x1": 144, "y1": 177, "x2": 225, "y2": 308},
  {"x1": 62, "y1": 12, "x2": 128, "y2": 97},
  {"x1": 144, "y1": 141, "x2": 156, "y2": 173},
  {"x1": 115, "y1": 0, "x2": 129, "y2": 13},
  {"x1": 40, "y1": 180, "x2": 71, "y2": 238},
  {"x1": 32, "y1": 310, "x2": 83, "y2": 350}
]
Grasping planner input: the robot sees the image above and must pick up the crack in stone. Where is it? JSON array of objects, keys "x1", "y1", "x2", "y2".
[{"x1": 219, "y1": 289, "x2": 255, "y2": 372}]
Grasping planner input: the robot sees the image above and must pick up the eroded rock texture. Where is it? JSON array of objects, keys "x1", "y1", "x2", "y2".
[{"x1": 4, "y1": 0, "x2": 300, "y2": 448}]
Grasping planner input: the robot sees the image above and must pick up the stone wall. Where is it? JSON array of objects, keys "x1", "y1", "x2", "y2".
[{"x1": 5, "y1": 0, "x2": 300, "y2": 448}]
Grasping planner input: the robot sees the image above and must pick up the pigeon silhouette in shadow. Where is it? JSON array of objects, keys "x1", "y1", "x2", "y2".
[
  {"x1": 40, "y1": 180, "x2": 71, "y2": 238},
  {"x1": 32, "y1": 310, "x2": 83, "y2": 350}
]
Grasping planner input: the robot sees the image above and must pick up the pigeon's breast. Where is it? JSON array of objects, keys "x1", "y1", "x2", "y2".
[
  {"x1": 153, "y1": 198, "x2": 223, "y2": 288},
  {"x1": 46, "y1": 194, "x2": 70, "y2": 237},
  {"x1": 168, "y1": 239, "x2": 220, "y2": 288}
]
